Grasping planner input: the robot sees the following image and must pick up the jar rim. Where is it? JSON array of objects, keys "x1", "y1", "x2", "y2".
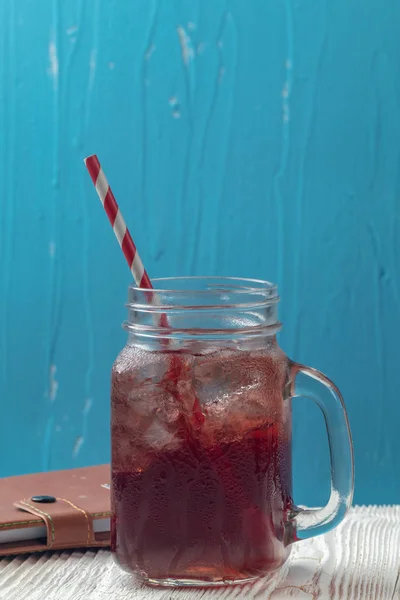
[
  {"x1": 129, "y1": 276, "x2": 278, "y2": 298},
  {"x1": 125, "y1": 277, "x2": 280, "y2": 340}
]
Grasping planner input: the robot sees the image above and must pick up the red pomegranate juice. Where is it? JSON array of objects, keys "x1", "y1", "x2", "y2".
[{"x1": 111, "y1": 346, "x2": 293, "y2": 583}]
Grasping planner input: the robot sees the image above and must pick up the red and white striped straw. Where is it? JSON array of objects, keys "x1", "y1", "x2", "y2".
[
  {"x1": 84, "y1": 154, "x2": 152, "y2": 289},
  {"x1": 84, "y1": 155, "x2": 203, "y2": 426}
]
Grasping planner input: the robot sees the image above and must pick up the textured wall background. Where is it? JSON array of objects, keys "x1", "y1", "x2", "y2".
[{"x1": 1, "y1": 0, "x2": 400, "y2": 506}]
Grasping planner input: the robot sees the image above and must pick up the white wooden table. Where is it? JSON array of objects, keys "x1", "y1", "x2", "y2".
[{"x1": 1, "y1": 507, "x2": 399, "y2": 600}]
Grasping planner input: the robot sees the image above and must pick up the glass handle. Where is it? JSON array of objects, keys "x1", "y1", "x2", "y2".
[{"x1": 291, "y1": 363, "x2": 354, "y2": 540}]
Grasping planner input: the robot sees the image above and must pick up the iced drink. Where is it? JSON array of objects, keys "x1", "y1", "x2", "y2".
[{"x1": 111, "y1": 343, "x2": 292, "y2": 583}]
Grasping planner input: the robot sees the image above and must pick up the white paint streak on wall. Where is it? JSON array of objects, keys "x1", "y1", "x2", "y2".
[
  {"x1": 282, "y1": 59, "x2": 292, "y2": 123},
  {"x1": 177, "y1": 26, "x2": 194, "y2": 66},
  {"x1": 88, "y1": 48, "x2": 97, "y2": 90},
  {"x1": 73, "y1": 435, "x2": 84, "y2": 457},
  {"x1": 66, "y1": 25, "x2": 77, "y2": 43},
  {"x1": 66, "y1": 25, "x2": 78, "y2": 36},
  {"x1": 145, "y1": 44, "x2": 156, "y2": 60},
  {"x1": 83, "y1": 397, "x2": 92, "y2": 415},
  {"x1": 169, "y1": 96, "x2": 181, "y2": 119},
  {"x1": 49, "y1": 240, "x2": 56, "y2": 258},
  {"x1": 48, "y1": 34, "x2": 59, "y2": 88},
  {"x1": 49, "y1": 364, "x2": 58, "y2": 402}
]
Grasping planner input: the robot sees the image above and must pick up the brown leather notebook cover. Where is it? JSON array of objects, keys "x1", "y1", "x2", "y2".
[{"x1": 0, "y1": 464, "x2": 111, "y2": 556}]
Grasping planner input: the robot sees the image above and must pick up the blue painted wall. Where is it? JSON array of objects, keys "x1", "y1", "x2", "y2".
[{"x1": 1, "y1": 0, "x2": 399, "y2": 507}]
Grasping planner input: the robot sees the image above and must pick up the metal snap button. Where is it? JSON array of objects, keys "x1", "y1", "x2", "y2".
[{"x1": 31, "y1": 495, "x2": 56, "y2": 503}]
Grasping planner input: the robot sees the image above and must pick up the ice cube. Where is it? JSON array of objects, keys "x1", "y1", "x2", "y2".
[
  {"x1": 194, "y1": 348, "x2": 287, "y2": 404},
  {"x1": 126, "y1": 385, "x2": 181, "y2": 424},
  {"x1": 156, "y1": 391, "x2": 181, "y2": 424},
  {"x1": 192, "y1": 350, "x2": 232, "y2": 405},
  {"x1": 194, "y1": 348, "x2": 288, "y2": 443},
  {"x1": 112, "y1": 345, "x2": 170, "y2": 392},
  {"x1": 143, "y1": 419, "x2": 181, "y2": 451}
]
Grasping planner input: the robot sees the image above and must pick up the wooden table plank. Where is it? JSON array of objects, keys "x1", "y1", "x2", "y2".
[{"x1": 1, "y1": 507, "x2": 399, "y2": 600}]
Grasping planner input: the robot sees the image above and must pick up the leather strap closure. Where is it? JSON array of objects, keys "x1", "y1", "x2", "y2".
[{"x1": 14, "y1": 497, "x2": 95, "y2": 550}]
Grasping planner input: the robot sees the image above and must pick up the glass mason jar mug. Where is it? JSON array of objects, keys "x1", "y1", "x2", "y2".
[{"x1": 111, "y1": 277, "x2": 354, "y2": 587}]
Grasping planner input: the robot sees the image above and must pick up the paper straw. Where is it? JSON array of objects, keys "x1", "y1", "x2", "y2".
[{"x1": 84, "y1": 154, "x2": 152, "y2": 288}]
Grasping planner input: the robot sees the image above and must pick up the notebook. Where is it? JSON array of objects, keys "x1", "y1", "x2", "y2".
[{"x1": 0, "y1": 464, "x2": 111, "y2": 556}]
